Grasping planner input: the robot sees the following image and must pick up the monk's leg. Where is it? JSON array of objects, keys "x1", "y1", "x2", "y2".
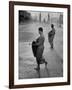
[
  {"x1": 51, "y1": 42, "x2": 53, "y2": 48},
  {"x1": 34, "y1": 57, "x2": 40, "y2": 70}
]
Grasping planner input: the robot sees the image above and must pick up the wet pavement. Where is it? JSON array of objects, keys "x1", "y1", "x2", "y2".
[{"x1": 19, "y1": 21, "x2": 63, "y2": 79}]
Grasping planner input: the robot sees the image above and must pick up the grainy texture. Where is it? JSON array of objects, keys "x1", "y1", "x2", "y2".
[{"x1": 19, "y1": 12, "x2": 63, "y2": 79}]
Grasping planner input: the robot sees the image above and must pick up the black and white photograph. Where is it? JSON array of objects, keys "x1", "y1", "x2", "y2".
[
  {"x1": 9, "y1": 1, "x2": 70, "y2": 88},
  {"x1": 19, "y1": 10, "x2": 63, "y2": 79}
]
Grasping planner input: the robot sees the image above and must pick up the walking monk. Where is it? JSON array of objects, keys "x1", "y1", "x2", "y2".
[
  {"x1": 32, "y1": 27, "x2": 47, "y2": 70},
  {"x1": 48, "y1": 24, "x2": 55, "y2": 49}
]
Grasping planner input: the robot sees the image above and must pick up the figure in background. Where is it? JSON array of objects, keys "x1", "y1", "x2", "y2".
[
  {"x1": 48, "y1": 24, "x2": 55, "y2": 49},
  {"x1": 32, "y1": 27, "x2": 47, "y2": 70}
]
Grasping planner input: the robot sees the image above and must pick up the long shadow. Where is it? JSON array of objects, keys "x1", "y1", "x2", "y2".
[
  {"x1": 45, "y1": 66, "x2": 50, "y2": 77},
  {"x1": 36, "y1": 65, "x2": 50, "y2": 78},
  {"x1": 36, "y1": 70, "x2": 41, "y2": 78}
]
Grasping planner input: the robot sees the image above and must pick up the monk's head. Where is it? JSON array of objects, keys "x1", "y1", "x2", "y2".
[
  {"x1": 38, "y1": 27, "x2": 43, "y2": 35},
  {"x1": 51, "y1": 24, "x2": 54, "y2": 29}
]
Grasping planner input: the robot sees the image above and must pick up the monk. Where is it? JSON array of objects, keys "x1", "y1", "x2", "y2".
[
  {"x1": 32, "y1": 27, "x2": 47, "y2": 70},
  {"x1": 48, "y1": 24, "x2": 55, "y2": 49}
]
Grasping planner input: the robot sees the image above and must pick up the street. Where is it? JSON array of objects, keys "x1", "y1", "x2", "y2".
[{"x1": 19, "y1": 21, "x2": 63, "y2": 79}]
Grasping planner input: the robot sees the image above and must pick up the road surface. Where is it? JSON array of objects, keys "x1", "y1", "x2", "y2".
[{"x1": 19, "y1": 21, "x2": 63, "y2": 79}]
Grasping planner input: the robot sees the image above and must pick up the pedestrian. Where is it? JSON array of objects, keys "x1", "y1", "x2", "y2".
[
  {"x1": 48, "y1": 24, "x2": 55, "y2": 49},
  {"x1": 32, "y1": 27, "x2": 47, "y2": 70}
]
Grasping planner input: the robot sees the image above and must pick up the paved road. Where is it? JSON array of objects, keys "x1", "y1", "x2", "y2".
[{"x1": 19, "y1": 21, "x2": 63, "y2": 79}]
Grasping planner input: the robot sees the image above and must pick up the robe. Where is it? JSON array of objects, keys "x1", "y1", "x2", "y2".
[
  {"x1": 48, "y1": 28, "x2": 55, "y2": 44},
  {"x1": 32, "y1": 35, "x2": 45, "y2": 64}
]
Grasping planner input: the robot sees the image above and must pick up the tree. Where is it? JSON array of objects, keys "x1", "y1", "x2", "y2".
[
  {"x1": 59, "y1": 14, "x2": 63, "y2": 27},
  {"x1": 48, "y1": 13, "x2": 50, "y2": 23},
  {"x1": 19, "y1": 11, "x2": 31, "y2": 23},
  {"x1": 39, "y1": 12, "x2": 41, "y2": 22}
]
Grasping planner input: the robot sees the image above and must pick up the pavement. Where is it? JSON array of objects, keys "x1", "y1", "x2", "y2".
[{"x1": 19, "y1": 21, "x2": 63, "y2": 79}]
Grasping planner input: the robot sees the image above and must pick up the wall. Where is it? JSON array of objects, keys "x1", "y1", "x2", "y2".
[{"x1": 0, "y1": 0, "x2": 72, "y2": 90}]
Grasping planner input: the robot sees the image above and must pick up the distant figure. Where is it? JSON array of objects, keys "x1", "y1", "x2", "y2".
[
  {"x1": 48, "y1": 24, "x2": 55, "y2": 49},
  {"x1": 32, "y1": 27, "x2": 47, "y2": 70}
]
